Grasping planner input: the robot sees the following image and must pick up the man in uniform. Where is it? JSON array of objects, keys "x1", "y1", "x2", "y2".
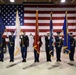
[
  {"x1": 41, "y1": 35, "x2": 46, "y2": 51},
  {"x1": 69, "y1": 33, "x2": 75, "y2": 61},
  {"x1": 28, "y1": 33, "x2": 34, "y2": 51},
  {"x1": 55, "y1": 32, "x2": 63, "y2": 62},
  {"x1": 20, "y1": 32, "x2": 29, "y2": 62},
  {"x1": 45, "y1": 32, "x2": 51, "y2": 62},
  {"x1": 0, "y1": 36, "x2": 6, "y2": 62},
  {"x1": 8, "y1": 31, "x2": 15, "y2": 62}
]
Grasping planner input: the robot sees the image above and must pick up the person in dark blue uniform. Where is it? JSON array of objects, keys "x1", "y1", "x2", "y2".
[
  {"x1": 45, "y1": 32, "x2": 51, "y2": 62},
  {"x1": 34, "y1": 36, "x2": 42, "y2": 62},
  {"x1": 20, "y1": 32, "x2": 29, "y2": 62},
  {"x1": 8, "y1": 31, "x2": 15, "y2": 62},
  {"x1": 55, "y1": 32, "x2": 63, "y2": 62},
  {"x1": 0, "y1": 37, "x2": 6, "y2": 62},
  {"x1": 69, "y1": 33, "x2": 75, "y2": 61}
]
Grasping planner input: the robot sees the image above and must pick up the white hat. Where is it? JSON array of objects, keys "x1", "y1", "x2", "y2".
[{"x1": 46, "y1": 31, "x2": 49, "y2": 34}]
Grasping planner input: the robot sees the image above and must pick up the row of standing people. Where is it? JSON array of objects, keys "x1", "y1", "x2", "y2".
[
  {"x1": 43, "y1": 32, "x2": 75, "y2": 62},
  {"x1": 45, "y1": 32, "x2": 63, "y2": 62},
  {"x1": 0, "y1": 31, "x2": 29, "y2": 62},
  {"x1": 0, "y1": 31, "x2": 76, "y2": 62},
  {"x1": 0, "y1": 31, "x2": 39, "y2": 62}
]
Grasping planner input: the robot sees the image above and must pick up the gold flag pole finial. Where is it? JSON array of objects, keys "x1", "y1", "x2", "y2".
[
  {"x1": 16, "y1": 10, "x2": 18, "y2": 14},
  {"x1": 50, "y1": 11, "x2": 52, "y2": 20},
  {"x1": 65, "y1": 11, "x2": 67, "y2": 14},
  {"x1": 50, "y1": 11, "x2": 52, "y2": 14}
]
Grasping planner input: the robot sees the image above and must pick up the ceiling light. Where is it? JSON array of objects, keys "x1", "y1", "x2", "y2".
[
  {"x1": 61, "y1": 0, "x2": 65, "y2": 3},
  {"x1": 10, "y1": 0, "x2": 15, "y2": 2},
  {"x1": 71, "y1": 0, "x2": 75, "y2": 3}
]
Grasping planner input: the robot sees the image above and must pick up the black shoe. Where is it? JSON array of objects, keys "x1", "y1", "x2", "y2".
[
  {"x1": 22, "y1": 59, "x2": 26, "y2": 62},
  {"x1": 70, "y1": 59, "x2": 73, "y2": 61},
  {"x1": 1, "y1": 59, "x2": 3, "y2": 62},
  {"x1": 24, "y1": 59, "x2": 26, "y2": 62},
  {"x1": 49, "y1": 60, "x2": 52, "y2": 62},
  {"x1": 0, "y1": 59, "x2": 3, "y2": 62},
  {"x1": 49, "y1": 59, "x2": 52, "y2": 62},
  {"x1": 71, "y1": 59, "x2": 74, "y2": 61},
  {"x1": 47, "y1": 60, "x2": 50, "y2": 62},
  {"x1": 37, "y1": 60, "x2": 39, "y2": 62},
  {"x1": 59, "y1": 60, "x2": 61, "y2": 62},
  {"x1": 11, "y1": 60, "x2": 14, "y2": 62}
]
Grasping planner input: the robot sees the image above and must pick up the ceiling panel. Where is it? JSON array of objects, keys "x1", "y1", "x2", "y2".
[{"x1": 0, "y1": 0, "x2": 76, "y2": 5}]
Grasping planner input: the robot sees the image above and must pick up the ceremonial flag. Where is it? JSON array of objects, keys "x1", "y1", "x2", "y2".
[
  {"x1": 0, "y1": 15, "x2": 5, "y2": 45},
  {"x1": 14, "y1": 11, "x2": 21, "y2": 55},
  {"x1": 34, "y1": 10, "x2": 39, "y2": 54},
  {"x1": 49, "y1": 12, "x2": 54, "y2": 56},
  {"x1": 62, "y1": 11, "x2": 71, "y2": 54}
]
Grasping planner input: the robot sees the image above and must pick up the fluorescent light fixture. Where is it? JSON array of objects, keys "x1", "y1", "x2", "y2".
[
  {"x1": 61, "y1": 0, "x2": 65, "y2": 3},
  {"x1": 10, "y1": 0, "x2": 15, "y2": 2}
]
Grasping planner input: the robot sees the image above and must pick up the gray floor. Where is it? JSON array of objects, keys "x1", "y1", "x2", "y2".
[{"x1": 0, "y1": 48, "x2": 76, "y2": 75}]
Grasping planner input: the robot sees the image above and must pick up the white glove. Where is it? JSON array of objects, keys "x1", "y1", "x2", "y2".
[
  {"x1": 59, "y1": 37, "x2": 62, "y2": 39},
  {"x1": 3, "y1": 48, "x2": 5, "y2": 49},
  {"x1": 48, "y1": 36, "x2": 50, "y2": 39},
  {"x1": 20, "y1": 36, "x2": 23, "y2": 38}
]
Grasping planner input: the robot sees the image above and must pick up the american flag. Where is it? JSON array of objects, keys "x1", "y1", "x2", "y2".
[
  {"x1": 0, "y1": 5, "x2": 24, "y2": 35},
  {"x1": 24, "y1": 4, "x2": 76, "y2": 36},
  {"x1": 0, "y1": 4, "x2": 76, "y2": 39}
]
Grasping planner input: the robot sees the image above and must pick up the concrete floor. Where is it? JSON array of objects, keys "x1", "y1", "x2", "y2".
[{"x1": 0, "y1": 48, "x2": 76, "y2": 75}]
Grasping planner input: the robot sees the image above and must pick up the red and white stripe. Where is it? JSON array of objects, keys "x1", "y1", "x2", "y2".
[
  {"x1": 24, "y1": 5, "x2": 76, "y2": 36},
  {"x1": 4, "y1": 5, "x2": 76, "y2": 37}
]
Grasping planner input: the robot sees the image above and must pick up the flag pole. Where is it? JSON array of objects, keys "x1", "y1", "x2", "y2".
[
  {"x1": 49, "y1": 11, "x2": 54, "y2": 57},
  {"x1": 49, "y1": 11, "x2": 52, "y2": 54},
  {"x1": 65, "y1": 11, "x2": 68, "y2": 50},
  {"x1": 75, "y1": 9, "x2": 76, "y2": 47}
]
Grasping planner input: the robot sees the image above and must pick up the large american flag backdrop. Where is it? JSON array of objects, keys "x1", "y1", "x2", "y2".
[{"x1": 0, "y1": 4, "x2": 76, "y2": 39}]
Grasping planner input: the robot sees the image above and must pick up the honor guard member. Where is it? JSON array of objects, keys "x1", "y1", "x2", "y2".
[
  {"x1": 41, "y1": 35, "x2": 46, "y2": 51},
  {"x1": 20, "y1": 32, "x2": 29, "y2": 62},
  {"x1": 45, "y1": 32, "x2": 51, "y2": 62},
  {"x1": 8, "y1": 31, "x2": 15, "y2": 62},
  {"x1": 69, "y1": 33, "x2": 75, "y2": 61},
  {"x1": 28, "y1": 33, "x2": 34, "y2": 51},
  {"x1": 34, "y1": 36, "x2": 42, "y2": 62},
  {"x1": 0, "y1": 36, "x2": 6, "y2": 62},
  {"x1": 55, "y1": 32, "x2": 63, "y2": 62}
]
